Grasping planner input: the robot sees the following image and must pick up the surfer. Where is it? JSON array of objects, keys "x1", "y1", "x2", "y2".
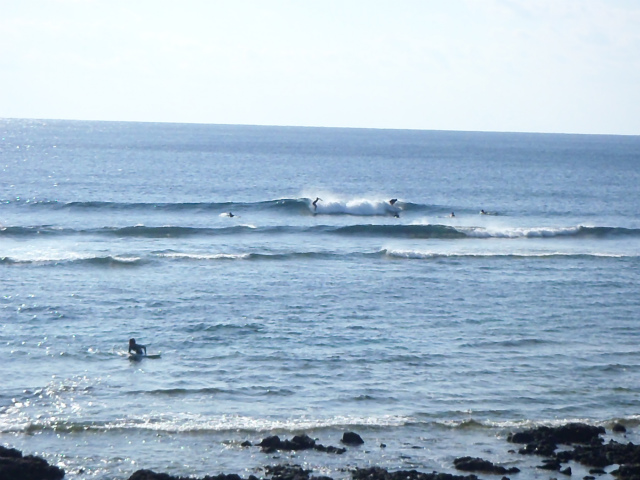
[
  {"x1": 450, "y1": 212, "x2": 455, "y2": 218},
  {"x1": 389, "y1": 198, "x2": 398, "y2": 206},
  {"x1": 227, "y1": 212, "x2": 235, "y2": 217},
  {"x1": 128, "y1": 338, "x2": 147, "y2": 356},
  {"x1": 480, "y1": 209, "x2": 487, "y2": 215},
  {"x1": 312, "y1": 197, "x2": 322, "y2": 211}
]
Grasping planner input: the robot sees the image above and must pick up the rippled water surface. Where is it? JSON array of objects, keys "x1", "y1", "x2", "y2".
[{"x1": 1, "y1": 120, "x2": 640, "y2": 479}]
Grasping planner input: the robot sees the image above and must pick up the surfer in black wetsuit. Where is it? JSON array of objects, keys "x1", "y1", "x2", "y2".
[
  {"x1": 128, "y1": 338, "x2": 147, "y2": 355},
  {"x1": 389, "y1": 198, "x2": 397, "y2": 206},
  {"x1": 312, "y1": 197, "x2": 321, "y2": 211}
]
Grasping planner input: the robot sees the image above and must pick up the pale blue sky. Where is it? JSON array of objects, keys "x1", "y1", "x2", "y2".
[{"x1": 1, "y1": 0, "x2": 639, "y2": 134}]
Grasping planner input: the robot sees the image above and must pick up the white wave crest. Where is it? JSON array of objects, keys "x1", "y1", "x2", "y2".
[
  {"x1": 310, "y1": 196, "x2": 400, "y2": 216},
  {"x1": 383, "y1": 249, "x2": 628, "y2": 259},
  {"x1": 0, "y1": 412, "x2": 413, "y2": 434},
  {"x1": 107, "y1": 413, "x2": 412, "y2": 433},
  {"x1": 156, "y1": 252, "x2": 250, "y2": 260},
  {"x1": 461, "y1": 226, "x2": 582, "y2": 238}
]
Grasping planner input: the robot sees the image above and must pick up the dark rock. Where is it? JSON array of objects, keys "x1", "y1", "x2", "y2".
[
  {"x1": 0, "y1": 453, "x2": 65, "y2": 480},
  {"x1": 560, "y1": 466, "x2": 572, "y2": 476},
  {"x1": 352, "y1": 466, "x2": 480, "y2": 480},
  {"x1": 453, "y1": 456, "x2": 519, "y2": 475},
  {"x1": 613, "y1": 424, "x2": 627, "y2": 433},
  {"x1": 129, "y1": 469, "x2": 190, "y2": 480},
  {"x1": 538, "y1": 459, "x2": 561, "y2": 471},
  {"x1": 518, "y1": 440, "x2": 558, "y2": 457},
  {"x1": 610, "y1": 464, "x2": 640, "y2": 480},
  {"x1": 509, "y1": 423, "x2": 605, "y2": 458},
  {"x1": 557, "y1": 439, "x2": 640, "y2": 468},
  {"x1": 286, "y1": 434, "x2": 316, "y2": 450},
  {"x1": 129, "y1": 472, "x2": 254, "y2": 480},
  {"x1": 509, "y1": 423, "x2": 605, "y2": 447},
  {"x1": 258, "y1": 435, "x2": 345, "y2": 455},
  {"x1": 259, "y1": 435, "x2": 283, "y2": 451},
  {"x1": 508, "y1": 431, "x2": 536, "y2": 444},
  {"x1": 323, "y1": 446, "x2": 346, "y2": 455},
  {"x1": 0, "y1": 446, "x2": 22, "y2": 459},
  {"x1": 584, "y1": 476, "x2": 596, "y2": 480},
  {"x1": 341, "y1": 432, "x2": 364, "y2": 446},
  {"x1": 241, "y1": 441, "x2": 252, "y2": 447},
  {"x1": 588, "y1": 468, "x2": 606, "y2": 474},
  {"x1": 265, "y1": 464, "x2": 312, "y2": 480}
]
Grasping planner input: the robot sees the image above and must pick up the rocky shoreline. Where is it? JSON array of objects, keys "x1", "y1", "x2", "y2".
[{"x1": 2, "y1": 423, "x2": 639, "y2": 480}]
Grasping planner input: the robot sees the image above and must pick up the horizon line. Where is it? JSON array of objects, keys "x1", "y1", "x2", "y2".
[{"x1": 1, "y1": 116, "x2": 638, "y2": 138}]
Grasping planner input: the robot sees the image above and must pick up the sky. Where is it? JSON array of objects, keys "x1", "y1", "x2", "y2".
[{"x1": 1, "y1": 0, "x2": 639, "y2": 135}]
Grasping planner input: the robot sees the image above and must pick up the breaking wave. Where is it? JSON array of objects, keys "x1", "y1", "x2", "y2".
[{"x1": 2, "y1": 223, "x2": 638, "y2": 240}]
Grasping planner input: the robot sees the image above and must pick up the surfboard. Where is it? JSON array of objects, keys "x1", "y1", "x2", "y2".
[{"x1": 128, "y1": 352, "x2": 161, "y2": 361}]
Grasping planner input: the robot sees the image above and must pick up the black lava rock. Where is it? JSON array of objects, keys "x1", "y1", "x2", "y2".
[
  {"x1": 129, "y1": 470, "x2": 186, "y2": 480},
  {"x1": 453, "y1": 456, "x2": 520, "y2": 475},
  {"x1": 258, "y1": 435, "x2": 283, "y2": 453},
  {"x1": 352, "y1": 466, "x2": 480, "y2": 480},
  {"x1": 258, "y1": 434, "x2": 345, "y2": 455},
  {"x1": 613, "y1": 423, "x2": 627, "y2": 433},
  {"x1": 0, "y1": 447, "x2": 22, "y2": 459},
  {"x1": 129, "y1": 470, "x2": 255, "y2": 480},
  {"x1": 611, "y1": 464, "x2": 640, "y2": 480},
  {"x1": 341, "y1": 432, "x2": 364, "y2": 445},
  {"x1": 0, "y1": 450, "x2": 65, "y2": 480},
  {"x1": 559, "y1": 466, "x2": 571, "y2": 476},
  {"x1": 508, "y1": 423, "x2": 605, "y2": 457}
]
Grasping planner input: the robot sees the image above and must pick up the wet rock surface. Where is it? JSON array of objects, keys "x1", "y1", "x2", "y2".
[
  {"x1": 453, "y1": 456, "x2": 519, "y2": 475},
  {"x1": 507, "y1": 422, "x2": 605, "y2": 454},
  {"x1": 341, "y1": 432, "x2": 365, "y2": 446},
  {"x1": 0, "y1": 446, "x2": 65, "y2": 480},
  {"x1": 507, "y1": 422, "x2": 640, "y2": 479},
  {"x1": 5, "y1": 423, "x2": 640, "y2": 480},
  {"x1": 257, "y1": 434, "x2": 346, "y2": 455},
  {"x1": 351, "y1": 467, "x2": 479, "y2": 480}
]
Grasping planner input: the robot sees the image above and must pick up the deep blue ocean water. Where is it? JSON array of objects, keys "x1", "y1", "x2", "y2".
[{"x1": 1, "y1": 119, "x2": 640, "y2": 479}]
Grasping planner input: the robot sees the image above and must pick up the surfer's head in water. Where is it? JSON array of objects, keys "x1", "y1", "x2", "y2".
[{"x1": 128, "y1": 338, "x2": 146, "y2": 355}]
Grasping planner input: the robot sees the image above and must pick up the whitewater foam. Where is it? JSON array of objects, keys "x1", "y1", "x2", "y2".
[
  {"x1": 308, "y1": 195, "x2": 401, "y2": 216},
  {"x1": 382, "y1": 249, "x2": 630, "y2": 259}
]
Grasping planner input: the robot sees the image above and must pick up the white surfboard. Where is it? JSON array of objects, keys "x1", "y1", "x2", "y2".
[{"x1": 128, "y1": 352, "x2": 161, "y2": 360}]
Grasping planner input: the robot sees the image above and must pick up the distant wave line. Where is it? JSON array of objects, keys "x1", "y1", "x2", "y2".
[
  {"x1": 1, "y1": 223, "x2": 639, "y2": 240},
  {"x1": 1, "y1": 250, "x2": 635, "y2": 268},
  {"x1": 382, "y1": 249, "x2": 634, "y2": 260},
  {"x1": 0, "y1": 197, "x2": 430, "y2": 215}
]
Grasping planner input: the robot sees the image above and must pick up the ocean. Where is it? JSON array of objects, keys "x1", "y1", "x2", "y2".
[{"x1": 1, "y1": 119, "x2": 639, "y2": 479}]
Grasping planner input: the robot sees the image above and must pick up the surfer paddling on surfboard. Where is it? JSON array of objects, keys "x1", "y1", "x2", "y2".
[{"x1": 128, "y1": 338, "x2": 147, "y2": 356}]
